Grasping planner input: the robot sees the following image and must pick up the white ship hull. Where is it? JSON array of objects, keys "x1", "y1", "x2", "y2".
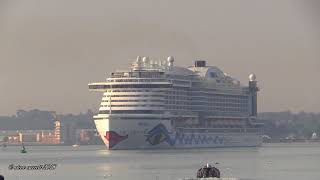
[{"x1": 94, "y1": 118, "x2": 262, "y2": 150}]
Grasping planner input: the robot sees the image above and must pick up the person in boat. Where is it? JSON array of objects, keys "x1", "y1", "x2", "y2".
[{"x1": 197, "y1": 163, "x2": 220, "y2": 178}]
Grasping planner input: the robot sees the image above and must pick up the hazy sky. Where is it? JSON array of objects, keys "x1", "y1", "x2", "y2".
[{"x1": 0, "y1": 0, "x2": 319, "y2": 115}]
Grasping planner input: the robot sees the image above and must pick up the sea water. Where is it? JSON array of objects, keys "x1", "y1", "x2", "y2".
[{"x1": 1, "y1": 143, "x2": 320, "y2": 180}]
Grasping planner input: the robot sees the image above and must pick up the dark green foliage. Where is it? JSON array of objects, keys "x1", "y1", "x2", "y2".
[
  {"x1": 0, "y1": 109, "x2": 95, "y2": 130},
  {"x1": 259, "y1": 111, "x2": 320, "y2": 139}
]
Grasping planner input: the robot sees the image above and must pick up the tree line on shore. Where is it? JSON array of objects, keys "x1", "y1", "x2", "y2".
[{"x1": 0, "y1": 109, "x2": 319, "y2": 140}]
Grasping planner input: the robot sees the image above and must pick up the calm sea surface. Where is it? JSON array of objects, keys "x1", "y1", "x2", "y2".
[{"x1": 1, "y1": 143, "x2": 320, "y2": 180}]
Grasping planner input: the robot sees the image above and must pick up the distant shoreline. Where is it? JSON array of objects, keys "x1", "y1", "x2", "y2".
[
  {"x1": 263, "y1": 139, "x2": 320, "y2": 143},
  {"x1": 2, "y1": 141, "x2": 320, "y2": 147},
  {"x1": 1, "y1": 143, "x2": 99, "y2": 146}
]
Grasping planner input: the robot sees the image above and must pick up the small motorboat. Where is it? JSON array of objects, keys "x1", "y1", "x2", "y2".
[
  {"x1": 196, "y1": 163, "x2": 221, "y2": 178},
  {"x1": 179, "y1": 164, "x2": 238, "y2": 180},
  {"x1": 180, "y1": 178, "x2": 238, "y2": 180}
]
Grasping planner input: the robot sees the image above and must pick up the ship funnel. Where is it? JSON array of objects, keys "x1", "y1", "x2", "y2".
[{"x1": 195, "y1": 60, "x2": 206, "y2": 67}]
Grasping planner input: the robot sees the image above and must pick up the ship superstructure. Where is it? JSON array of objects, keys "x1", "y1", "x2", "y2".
[{"x1": 89, "y1": 56, "x2": 262, "y2": 149}]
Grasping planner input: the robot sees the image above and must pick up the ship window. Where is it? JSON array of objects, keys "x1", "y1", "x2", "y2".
[
  {"x1": 210, "y1": 72, "x2": 217, "y2": 78},
  {"x1": 99, "y1": 110, "x2": 164, "y2": 114}
]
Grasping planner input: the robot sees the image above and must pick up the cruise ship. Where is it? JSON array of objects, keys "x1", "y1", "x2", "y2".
[{"x1": 89, "y1": 56, "x2": 263, "y2": 149}]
